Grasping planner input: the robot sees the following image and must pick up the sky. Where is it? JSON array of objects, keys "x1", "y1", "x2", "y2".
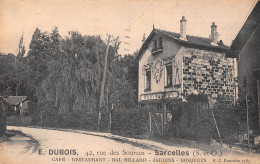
[{"x1": 0, "y1": 0, "x2": 257, "y2": 56}]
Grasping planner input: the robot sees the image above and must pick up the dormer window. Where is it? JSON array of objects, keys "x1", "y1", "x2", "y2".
[{"x1": 152, "y1": 37, "x2": 163, "y2": 55}]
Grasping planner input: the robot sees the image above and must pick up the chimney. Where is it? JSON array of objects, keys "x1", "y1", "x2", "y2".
[
  {"x1": 210, "y1": 22, "x2": 219, "y2": 46},
  {"x1": 180, "y1": 16, "x2": 187, "y2": 40}
]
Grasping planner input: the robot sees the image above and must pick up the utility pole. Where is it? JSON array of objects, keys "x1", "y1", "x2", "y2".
[
  {"x1": 98, "y1": 35, "x2": 111, "y2": 131},
  {"x1": 246, "y1": 94, "x2": 250, "y2": 154}
]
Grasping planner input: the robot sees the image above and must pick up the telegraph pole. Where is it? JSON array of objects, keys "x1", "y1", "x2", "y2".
[
  {"x1": 246, "y1": 94, "x2": 250, "y2": 154},
  {"x1": 98, "y1": 35, "x2": 111, "y2": 131}
]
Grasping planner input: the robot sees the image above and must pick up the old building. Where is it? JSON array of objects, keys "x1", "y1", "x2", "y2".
[
  {"x1": 137, "y1": 16, "x2": 237, "y2": 111},
  {"x1": 6, "y1": 96, "x2": 28, "y2": 116},
  {"x1": 227, "y1": 0, "x2": 260, "y2": 130}
]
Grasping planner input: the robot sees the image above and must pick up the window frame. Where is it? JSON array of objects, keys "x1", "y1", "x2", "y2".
[
  {"x1": 145, "y1": 68, "x2": 151, "y2": 91},
  {"x1": 165, "y1": 64, "x2": 173, "y2": 88}
]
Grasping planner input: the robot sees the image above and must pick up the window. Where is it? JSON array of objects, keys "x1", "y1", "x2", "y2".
[
  {"x1": 145, "y1": 69, "x2": 151, "y2": 91},
  {"x1": 166, "y1": 64, "x2": 173, "y2": 87},
  {"x1": 152, "y1": 38, "x2": 163, "y2": 55}
]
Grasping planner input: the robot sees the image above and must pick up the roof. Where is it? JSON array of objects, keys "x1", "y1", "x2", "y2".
[
  {"x1": 136, "y1": 28, "x2": 229, "y2": 60},
  {"x1": 227, "y1": 1, "x2": 260, "y2": 58},
  {"x1": 6, "y1": 96, "x2": 27, "y2": 106}
]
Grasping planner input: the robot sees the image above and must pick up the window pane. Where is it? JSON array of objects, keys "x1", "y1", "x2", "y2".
[
  {"x1": 146, "y1": 69, "x2": 151, "y2": 90},
  {"x1": 166, "y1": 65, "x2": 172, "y2": 86}
]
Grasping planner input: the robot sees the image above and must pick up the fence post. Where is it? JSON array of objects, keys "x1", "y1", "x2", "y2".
[
  {"x1": 108, "y1": 110, "x2": 111, "y2": 132},
  {"x1": 161, "y1": 113, "x2": 164, "y2": 134},
  {"x1": 149, "y1": 112, "x2": 152, "y2": 133}
]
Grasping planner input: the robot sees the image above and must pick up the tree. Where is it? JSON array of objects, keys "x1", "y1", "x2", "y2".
[
  {"x1": 36, "y1": 31, "x2": 107, "y2": 125},
  {"x1": 212, "y1": 96, "x2": 243, "y2": 145},
  {"x1": 15, "y1": 35, "x2": 26, "y2": 96},
  {"x1": 14, "y1": 28, "x2": 138, "y2": 128},
  {"x1": 0, "y1": 53, "x2": 16, "y2": 95}
]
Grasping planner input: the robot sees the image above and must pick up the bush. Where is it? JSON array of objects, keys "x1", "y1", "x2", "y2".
[
  {"x1": 211, "y1": 97, "x2": 243, "y2": 145},
  {"x1": 32, "y1": 109, "x2": 99, "y2": 130},
  {"x1": 167, "y1": 101, "x2": 209, "y2": 141},
  {"x1": 111, "y1": 108, "x2": 149, "y2": 137}
]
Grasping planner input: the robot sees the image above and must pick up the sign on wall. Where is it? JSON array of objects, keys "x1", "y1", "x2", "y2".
[{"x1": 140, "y1": 91, "x2": 179, "y2": 101}]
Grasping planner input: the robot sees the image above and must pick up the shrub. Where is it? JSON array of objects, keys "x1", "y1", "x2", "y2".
[
  {"x1": 211, "y1": 97, "x2": 243, "y2": 145},
  {"x1": 111, "y1": 108, "x2": 149, "y2": 137}
]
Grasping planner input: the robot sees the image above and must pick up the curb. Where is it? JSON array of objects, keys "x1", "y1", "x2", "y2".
[{"x1": 73, "y1": 130, "x2": 164, "y2": 151}]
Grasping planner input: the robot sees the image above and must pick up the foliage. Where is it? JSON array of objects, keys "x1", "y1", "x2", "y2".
[
  {"x1": 111, "y1": 108, "x2": 149, "y2": 137},
  {"x1": 27, "y1": 27, "x2": 62, "y2": 87},
  {"x1": 211, "y1": 96, "x2": 244, "y2": 145},
  {"x1": 0, "y1": 27, "x2": 139, "y2": 129},
  {"x1": 186, "y1": 93, "x2": 209, "y2": 103},
  {"x1": 167, "y1": 96, "x2": 209, "y2": 141},
  {"x1": 25, "y1": 28, "x2": 138, "y2": 126},
  {"x1": 0, "y1": 53, "x2": 16, "y2": 95}
]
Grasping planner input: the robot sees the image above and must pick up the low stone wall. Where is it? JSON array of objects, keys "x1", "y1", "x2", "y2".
[{"x1": 7, "y1": 116, "x2": 32, "y2": 126}]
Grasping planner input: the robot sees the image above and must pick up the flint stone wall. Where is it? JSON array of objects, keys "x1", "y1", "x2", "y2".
[{"x1": 182, "y1": 47, "x2": 235, "y2": 100}]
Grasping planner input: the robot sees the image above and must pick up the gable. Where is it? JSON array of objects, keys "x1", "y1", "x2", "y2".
[{"x1": 138, "y1": 32, "x2": 181, "y2": 62}]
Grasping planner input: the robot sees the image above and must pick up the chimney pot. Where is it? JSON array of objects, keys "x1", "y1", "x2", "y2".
[
  {"x1": 210, "y1": 22, "x2": 219, "y2": 46},
  {"x1": 180, "y1": 16, "x2": 187, "y2": 40}
]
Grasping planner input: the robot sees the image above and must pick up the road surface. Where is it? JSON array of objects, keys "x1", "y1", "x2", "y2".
[
  {"x1": 0, "y1": 126, "x2": 259, "y2": 164},
  {"x1": 1, "y1": 126, "x2": 156, "y2": 164}
]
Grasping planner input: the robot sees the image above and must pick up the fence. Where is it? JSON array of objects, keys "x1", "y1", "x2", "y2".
[{"x1": 147, "y1": 102, "x2": 211, "y2": 145}]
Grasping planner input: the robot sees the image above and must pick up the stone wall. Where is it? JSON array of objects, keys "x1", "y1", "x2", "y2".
[{"x1": 182, "y1": 47, "x2": 235, "y2": 100}]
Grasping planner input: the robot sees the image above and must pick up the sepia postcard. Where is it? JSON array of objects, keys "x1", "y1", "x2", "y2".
[{"x1": 0, "y1": 0, "x2": 260, "y2": 164}]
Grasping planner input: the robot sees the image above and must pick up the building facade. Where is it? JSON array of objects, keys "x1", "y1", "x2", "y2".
[
  {"x1": 137, "y1": 17, "x2": 237, "y2": 111},
  {"x1": 227, "y1": 1, "x2": 260, "y2": 130},
  {"x1": 6, "y1": 96, "x2": 28, "y2": 116}
]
